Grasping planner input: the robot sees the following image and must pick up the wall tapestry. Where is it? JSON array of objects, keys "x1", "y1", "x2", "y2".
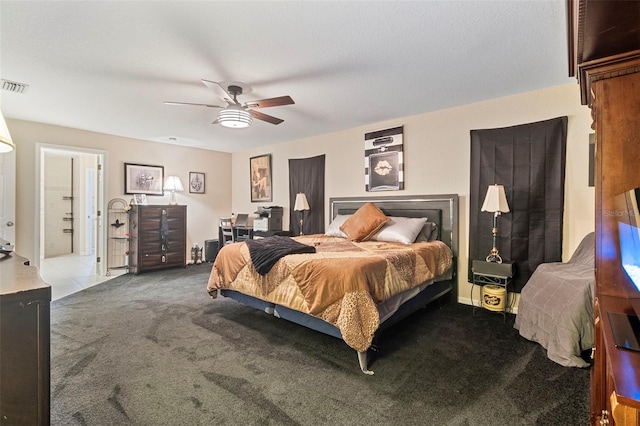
[
  {"x1": 468, "y1": 116, "x2": 568, "y2": 293},
  {"x1": 289, "y1": 155, "x2": 325, "y2": 235},
  {"x1": 364, "y1": 126, "x2": 404, "y2": 192}
]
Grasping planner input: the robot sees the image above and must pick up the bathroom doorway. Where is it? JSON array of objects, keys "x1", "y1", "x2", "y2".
[{"x1": 36, "y1": 144, "x2": 108, "y2": 300}]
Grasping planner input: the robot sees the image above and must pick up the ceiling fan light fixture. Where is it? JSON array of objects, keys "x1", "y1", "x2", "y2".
[{"x1": 218, "y1": 106, "x2": 252, "y2": 129}]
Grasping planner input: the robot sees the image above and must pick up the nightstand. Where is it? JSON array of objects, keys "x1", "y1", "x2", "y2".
[{"x1": 471, "y1": 259, "x2": 514, "y2": 321}]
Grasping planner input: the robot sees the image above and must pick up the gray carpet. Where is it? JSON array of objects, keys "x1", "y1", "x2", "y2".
[{"x1": 50, "y1": 264, "x2": 589, "y2": 425}]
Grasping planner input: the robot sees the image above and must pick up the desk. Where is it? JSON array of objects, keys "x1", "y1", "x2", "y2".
[{"x1": 218, "y1": 226, "x2": 254, "y2": 249}]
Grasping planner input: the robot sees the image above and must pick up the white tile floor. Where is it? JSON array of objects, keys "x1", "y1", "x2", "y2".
[{"x1": 39, "y1": 253, "x2": 126, "y2": 301}]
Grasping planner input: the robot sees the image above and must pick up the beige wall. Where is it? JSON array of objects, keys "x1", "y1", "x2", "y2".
[
  {"x1": 230, "y1": 83, "x2": 595, "y2": 304},
  {"x1": 8, "y1": 119, "x2": 232, "y2": 263},
  {"x1": 8, "y1": 83, "x2": 594, "y2": 304}
]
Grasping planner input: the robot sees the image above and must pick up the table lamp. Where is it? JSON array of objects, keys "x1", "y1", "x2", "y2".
[
  {"x1": 294, "y1": 193, "x2": 310, "y2": 235},
  {"x1": 163, "y1": 176, "x2": 184, "y2": 205},
  {"x1": 481, "y1": 184, "x2": 510, "y2": 263}
]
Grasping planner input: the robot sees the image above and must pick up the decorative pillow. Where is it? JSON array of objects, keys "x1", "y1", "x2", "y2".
[
  {"x1": 414, "y1": 221, "x2": 439, "y2": 242},
  {"x1": 325, "y1": 214, "x2": 352, "y2": 238},
  {"x1": 372, "y1": 216, "x2": 428, "y2": 244},
  {"x1": 340, "y1": 202, "x2": 390, "y2": 242}
]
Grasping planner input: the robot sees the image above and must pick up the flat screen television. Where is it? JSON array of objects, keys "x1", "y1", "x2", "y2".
[
  {"x1": 609, "y1": 187, "x2": 640, "y2": 352},
  {"x1": 618, "y1": 188, "x2": 640, "y2": 290}
]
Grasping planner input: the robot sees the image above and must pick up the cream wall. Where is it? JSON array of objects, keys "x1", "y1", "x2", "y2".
[
  {"x1": 8, "y1": 119, "x2": 232, "y2": 263},
  {"x1": 230, "y1": 83, "x2": 595, "y2": 304}
]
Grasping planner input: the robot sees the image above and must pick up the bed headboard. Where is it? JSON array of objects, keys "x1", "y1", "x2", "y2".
[{"x1": 329, "y1": 194, "x2": 459, "y2": 257}]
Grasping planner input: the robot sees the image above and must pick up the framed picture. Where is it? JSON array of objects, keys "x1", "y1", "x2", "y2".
[
  {"x1": 125, "y1": 163, "x2": 164, "y2": 195},
  {"x1": 250, "y1": 154, "x2": 272, "y2": 202},
  {"x1": 133, "y1": 194, "x2": 148, "y2": 205},
  {"x1": 189, "y1": 172, "x2": 205, "y2": 194},
  {"x1": 364, "y1": 126, "x2": 404, "y2": 192}
]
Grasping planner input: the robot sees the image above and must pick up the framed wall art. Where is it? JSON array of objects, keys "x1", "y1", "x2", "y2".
[
  {"x1": 250, "y1": 154, "x2": 272, "y2": 202},
  {"x1": 133, "y1": 194, "x2": 148, "y2": 205},
  {"x1": 364, "y1": 126, "x2": 404, "y2": 192},
  {"x1": 125, "y1": 163, "x2": 164, "y2": 195},
  {"x1": 189, "y1": 172, "x2": 205, "y2": 194}
]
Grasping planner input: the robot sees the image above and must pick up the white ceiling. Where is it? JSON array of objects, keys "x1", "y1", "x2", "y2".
[{"x1": 0, "y1": 1, "x2": 573, "y2": 153}]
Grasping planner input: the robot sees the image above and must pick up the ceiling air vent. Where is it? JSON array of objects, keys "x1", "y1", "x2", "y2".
[{"x1": 2, "y1": 79, "x2": 29, "y2": 94}]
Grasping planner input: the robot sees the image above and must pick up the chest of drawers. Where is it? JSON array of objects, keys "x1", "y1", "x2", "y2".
[{"x1": 128, "y1": 205, "x2": 186, "y2": 274}]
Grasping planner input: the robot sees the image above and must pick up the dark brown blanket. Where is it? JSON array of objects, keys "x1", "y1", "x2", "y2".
[{"x1": 245, "y1": 236, "x2": 316, "y2": 275}]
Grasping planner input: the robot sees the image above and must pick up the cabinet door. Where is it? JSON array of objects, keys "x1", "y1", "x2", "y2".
[
  {"x1": 0, "y1": 293, "x2": 50, "y2": 425},
  {"x1": 590, "y1": 298, "x2": 607, "y2": 424}
]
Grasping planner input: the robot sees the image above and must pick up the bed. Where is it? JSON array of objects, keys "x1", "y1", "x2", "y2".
[
  {"x1": 514, "y1": 232, "x2": 595, "y2": 368},
  {"x1": 207, "y1": 195, "x2": 459, "y2": 374}
]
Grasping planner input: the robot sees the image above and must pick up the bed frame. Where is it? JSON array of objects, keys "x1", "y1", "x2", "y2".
[{"x1": 220, "y1": 194, "x2": 459, "y2": 374}]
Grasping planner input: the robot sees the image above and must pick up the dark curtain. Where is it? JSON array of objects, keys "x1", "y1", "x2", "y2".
[
  {"x1": 288, "y1": 155, "x2": 325, "y2": 235},
  {"x1": 469, "y1": 117, "x2": 567, "y2": 292}
]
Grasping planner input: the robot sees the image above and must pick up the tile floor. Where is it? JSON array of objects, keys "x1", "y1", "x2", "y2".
[{"x1": 39, "y1": 253, "x2": 126, "y2": 301}]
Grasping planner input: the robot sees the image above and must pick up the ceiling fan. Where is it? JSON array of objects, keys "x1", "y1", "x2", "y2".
[{"x1": 165, "y1": 79, "x2": 294, "y2": 128}]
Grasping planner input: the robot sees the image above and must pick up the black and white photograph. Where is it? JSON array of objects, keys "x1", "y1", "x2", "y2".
[
  {"x1": 133, "y1": 193, "x2": 148, "y2": 205},
  {"x1": 189, "y1": 172, "x2": 205, "y2": 194},
  {"x1": 364, "y1": 126, "x2": 404, "y2": 191},
  {"x1": 125, "y1": 163, "x2": 164, "y2": 195}
]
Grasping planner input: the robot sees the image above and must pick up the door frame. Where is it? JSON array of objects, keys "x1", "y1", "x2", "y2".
[
  {"x1": 0, "y1": 149, "x2": 16, "y2": 247},
  {"x1": 34, "y1": 143, "x2": 107, "y2": 275}
]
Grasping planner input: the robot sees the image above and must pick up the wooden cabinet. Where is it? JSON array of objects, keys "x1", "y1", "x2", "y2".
[
  {"x1": 569, "y1": 1, "x2": 640, "y2": 424},
  {"x1": 128, "y1": 205, "x2": 187, "y2": 274},
  {"x1": 589, "y1": 55, "x2": 640, "y2": 426},
  {"x1": 0, "y1": 254, "x2": 51, "y2": 425}
]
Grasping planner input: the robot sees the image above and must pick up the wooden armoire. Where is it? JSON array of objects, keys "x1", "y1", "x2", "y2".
[{"x1": 568, "y1": 1, "x2": 640, "y2": 424}]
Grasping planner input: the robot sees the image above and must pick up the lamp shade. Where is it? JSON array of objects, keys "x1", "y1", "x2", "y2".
[
  {"x1": 163, "y1": 176, "x2": 184, "y2": 192},
  {"x1": 0, "y1": 110, "x2": 15, "y2": 153},
  {"x1": 481, "y1": 184, "x2": 510, "y2": 213},
  {"x1": 218, "y1": 106, "x2": 252, "y2": 129},
  {"x1": 294, "y1": 193, "x2": 310, "y2": 211}
]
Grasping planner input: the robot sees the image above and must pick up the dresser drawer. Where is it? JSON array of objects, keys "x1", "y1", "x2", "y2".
[
  {"x1": 139, "y1": 229, "x2": 183, "y2": 241},
  {"x1": 139, "y1": 251, "x2": 185, "y2": 269}
]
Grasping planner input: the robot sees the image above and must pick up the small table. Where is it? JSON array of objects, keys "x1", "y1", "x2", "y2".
[{"x1": 471, "y1": 260, "x2": 514, "y2": 321}]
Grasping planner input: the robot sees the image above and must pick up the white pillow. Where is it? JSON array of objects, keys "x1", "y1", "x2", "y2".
[
  {"x1": 371, "y1": 216, "x2": 428, "y2": 244},
  {"x1": 325, "y1": 214, "x2": 352, "y2": 238}
]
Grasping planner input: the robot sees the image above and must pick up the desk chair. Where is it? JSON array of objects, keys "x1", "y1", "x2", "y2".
[
  {"x1": 233, "y1": 214, "x2": 253, "y2": 242},
  {"x1": 220, "y1": 219, "x2": 235, "y2": 246}
]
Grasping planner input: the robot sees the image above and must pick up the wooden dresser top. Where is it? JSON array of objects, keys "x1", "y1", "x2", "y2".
[{"x1": 0, "y1": 253, "x2": 51, "y2": 299}]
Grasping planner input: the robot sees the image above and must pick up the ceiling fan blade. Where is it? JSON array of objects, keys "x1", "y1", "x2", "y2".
[
  {"x1": 244, "y1": 96, "x2": 294, "y2": 109},
  {"x1": 249, "y1": 109, "x2": 284, "y2": 125},
  {"x1": 201, "y1": 79, "x2": 238, "y2": 105},
  {"x1": 164, "y1": 101, "x2": 224, "y2": 108}
]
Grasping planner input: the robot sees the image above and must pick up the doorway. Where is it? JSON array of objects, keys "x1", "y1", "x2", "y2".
[{"x1": 36, "y1": 144, "x2": 109, "y2": 300}]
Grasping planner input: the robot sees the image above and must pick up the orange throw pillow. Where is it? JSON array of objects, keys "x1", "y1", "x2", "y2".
[{"x1": 340, "y1": 202, "x2": 389, "y2": 242}]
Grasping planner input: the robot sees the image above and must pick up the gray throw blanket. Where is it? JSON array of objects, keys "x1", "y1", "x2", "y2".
[
  {"x1": 245, "y1": 236, "x2": 316, "y2": 275},
  {"x1": 514, "y1": 232, "x2": 595, "y2": 367}
]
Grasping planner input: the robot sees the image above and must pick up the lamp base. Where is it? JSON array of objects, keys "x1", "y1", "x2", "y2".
[
  {"x1": 485, "y1": 247, "x2": 503, "y2": 263},
  {"x1": 169, "y1": 191, "x2": 178, "y2": 205},
  {"x1": 486, "y1": 222, "x2": 502, "y2": 263}
]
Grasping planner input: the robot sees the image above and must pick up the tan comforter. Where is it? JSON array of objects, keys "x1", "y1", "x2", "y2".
[{"x1": 207, "y1": 235, "x2": 453, "y2": 351}]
